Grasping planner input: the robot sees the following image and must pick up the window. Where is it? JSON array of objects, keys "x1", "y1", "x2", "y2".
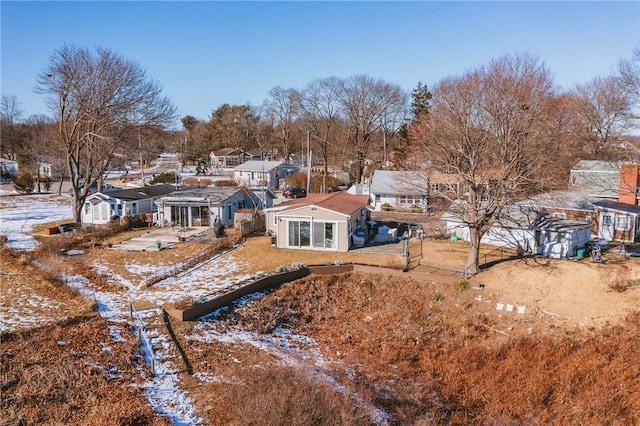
[
  {"x1": 602, "y1": 215, "x2": 612, "y2": 226},
  {"x1": 84, "y1": 203, "x2": 90, "y2": 215},
  {"x1": 313, "y1": 222, "x2": 336, "y2": 248},
  {"x1": 287, "y1": 220, "x2": 311, "y2": 247},
  {"x1": 430, "y1": 183, "x2": 440, "y2": 192},
  {"x1": 615, "y1": 216, "x2": 630, "y2": 231}
]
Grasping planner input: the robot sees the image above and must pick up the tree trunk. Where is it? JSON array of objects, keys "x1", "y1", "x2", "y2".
[
  {"x1": 465, "y1": 227, "x2": 482, "y2": 277},
  {"x1": 72, "y1": 193, "x2": 82, "y2": 223}
]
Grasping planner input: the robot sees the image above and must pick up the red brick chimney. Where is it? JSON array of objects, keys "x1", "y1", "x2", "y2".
[{"x1": 618, "y1": 163, "x2": 639, "y2": 205}]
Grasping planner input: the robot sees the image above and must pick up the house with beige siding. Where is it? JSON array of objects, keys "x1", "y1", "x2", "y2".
[{"x1": 265, "y1": 192, "x2": 371, "y2": 252}]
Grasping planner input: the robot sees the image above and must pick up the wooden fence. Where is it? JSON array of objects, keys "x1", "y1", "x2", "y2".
[{"x1": 142, "y1": 244, "x2": 233, "y2": 287}]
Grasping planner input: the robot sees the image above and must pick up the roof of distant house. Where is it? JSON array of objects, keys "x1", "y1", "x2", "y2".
[
  {"x1": 570, "y1": 160, "x2": 621, "y2": 173},
  {"x1": 233, "y1": 160, "x2": 286, "y2": 172},
  {"x1": 369, "y1": 170, "x2": 429, "y2": 195},
  {"x1": 592, "y1": 199, "x2": 640, "y2": 215},
  {"x1": 158, "y1": 186, "x2": 258, "y2": 205},
  {"x1": 89, "y1": 184, "x2": 177, "y2": 201}
]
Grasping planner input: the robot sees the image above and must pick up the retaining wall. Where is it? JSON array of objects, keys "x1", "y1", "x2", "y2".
[{"x1": 166, "y1": 262, "x2": 425, "y2": 322}]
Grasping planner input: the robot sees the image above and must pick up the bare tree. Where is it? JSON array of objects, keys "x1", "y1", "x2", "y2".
[
  {"x1": 300, "y1": 77, "x2": 342, "y2": 174},
  {"x1": 35, "y1": 45, "x2": 177, "y2": 222},
  {"x1": 263, "y1": 86, "x2": 302, "y2": 160},
  {"x1": 618, "y1": 45, "x2": 640, "y2": 122},
  {"x1": 1, "y1": 95, "x2": 24, "y2": 160},
  {"x1": 337, "y1": 75, "x2": 406, "y2": 184},
  {"x1": 417, "y1": 53, "x2": 554, "y2": 276},
  {"x1": 574, "y1": 75, "x2": 633, "y2": 159}
]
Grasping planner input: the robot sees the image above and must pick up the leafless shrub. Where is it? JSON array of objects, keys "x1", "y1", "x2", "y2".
[
  {"x1": 227, "y1": 366, "x2": 370, "y2": 425},
  {"x1": 599, "y1": 265, "x2": 637, "y2": 292}
]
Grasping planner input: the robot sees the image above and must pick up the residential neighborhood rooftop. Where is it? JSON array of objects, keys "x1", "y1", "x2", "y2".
[{"x1": 368, "y1": 170, "x2": 429, "y2": 195}]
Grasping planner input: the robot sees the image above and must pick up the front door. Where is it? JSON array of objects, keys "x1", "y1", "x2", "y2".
[{"x1": 599, "y1": 213, "x2": 614, "y2": 242}]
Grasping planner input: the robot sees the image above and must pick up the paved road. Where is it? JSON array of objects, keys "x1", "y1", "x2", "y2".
[{"x1": 149, "y1": 156, "x2": 182, "y2": 174}]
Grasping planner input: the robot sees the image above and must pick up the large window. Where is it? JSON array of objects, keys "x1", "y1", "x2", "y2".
[
  {"x1": 313, "y1": 222, "x2": 336, "y2": 248},
  {"x1": 288, "y1": 220, "x2": 335, "y2": 249},
  {"x1": 288, "y1": 220, "x2": 310, "y2": 247},
  {"x1": 616, "y1": 216, "x2": 630, "y2": 231}
]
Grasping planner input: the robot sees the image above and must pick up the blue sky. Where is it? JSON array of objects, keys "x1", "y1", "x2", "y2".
[{"x1": 2, "y1": 1, "x2": 639, "y2": 126}]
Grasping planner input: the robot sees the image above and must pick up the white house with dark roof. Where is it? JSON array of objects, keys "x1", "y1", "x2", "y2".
[
  {"x1": 361, "y1": 170, "x2": 429, "y2": 212},
  {"x1": 81, "y1": 184, "x2": 177, "y2": 225},
  {"x1": 233, "y1": 160, "x2": 298, "y2": 189},
  {"x1": 155, "y1": 186, "x2": 261, "y2": 228},
  {"x1": 264, "y1": 192, "x2": 371, "y2": 252}
]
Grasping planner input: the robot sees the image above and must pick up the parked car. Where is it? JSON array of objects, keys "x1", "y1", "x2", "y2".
[
  {"x1": 67, "y1": 182, "x2": 122, "y2": 196},
  {"x1": 282, "y1": 187, "x2": 307, "y2": 198}
]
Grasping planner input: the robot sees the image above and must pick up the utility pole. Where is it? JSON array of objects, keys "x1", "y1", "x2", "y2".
[
  {"x1": 139, "y1": 130, "x2": 145, "y2": 185},
  {"x1": 307, "y1": 151, "x2": 313, "y2": 195}
]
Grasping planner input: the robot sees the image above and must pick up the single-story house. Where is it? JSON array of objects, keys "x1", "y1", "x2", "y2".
[
  {"x1": 210, "y1": 148, "x2": 261, "y2": 168},
  {"x1": 81, "y1": 184, "x2": 177, "y2": 225},
  {"x1": 82, "y1": 184, "x2": 176, "y2": 224},
  {"x1": 0, "y1": 158, "x2": 18, "y2": 182},
  {"x1": 444, "y1": 203, "x2": 591, "y2": 259},
  {"x1": 155, "y1": 186, "x2": 261, "y2": 228},
  {"x1": 363, "y1": 170, "x2": 429, "y2": 212},
  {"x1": 265, "y1": 192, "x2": 371, "y2": 252},
  {"x1": 592, "y1": 200, "x2": 640, "y2": 243},
  {"x1": 233, "y1": 160, "x2": 298, "y2": 189}
]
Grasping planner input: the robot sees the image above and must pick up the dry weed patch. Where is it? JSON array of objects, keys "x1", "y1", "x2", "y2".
[
  {"x1": 1, "y1": 316, "x2": 170, "y2": 425},
  {"x1": 173, "y1": 272, "x2": 640, "y2": 424}
]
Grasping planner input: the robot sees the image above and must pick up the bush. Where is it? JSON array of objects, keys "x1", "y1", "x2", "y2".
[
  {"x1": 13, "y1": 171, "x2": 34, "y2": 194},
  {"x1": 40, "y1": 177, "x2": 53, "y2": 192},
  {"x1": 284, "y1": 173, "x2": 346, "y2": 193},
  {"x1": 150, "y1": 172, "x2": 179, "y2": 184},
  {"x1": 214, "y1": 179, "x2": 239, "y2": 187}
]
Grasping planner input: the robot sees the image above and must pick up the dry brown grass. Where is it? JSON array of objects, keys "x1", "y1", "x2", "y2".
[
  {"x1": 174, "y1": 272, "x2": 640, "y2": 425},
  {"x1": 1, "y1": 316, "x2": 171, "y2": 426},
  {"x1": 5, "y1": 225, "x2": 640, "y2": 424},
  {"x1": 0, "y1": 247, "x2": 95, "y2": 328}
]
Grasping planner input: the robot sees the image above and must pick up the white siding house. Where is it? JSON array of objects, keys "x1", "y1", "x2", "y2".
[
  {"x1": 155, "y1": 186, "x2": 260, "y2": 228},
  {"x1": 233, "y1": 160, "x2": 298, "y2": 189},
  {"x1": 365, "y1": 170, "x2": 429, "y2": 212},
  {"x1": 81, "y1": 184, "x2": 177, "y2": 225},
  {"x1": 444, "y1": 204, "x2": 592, "y2": 259}
]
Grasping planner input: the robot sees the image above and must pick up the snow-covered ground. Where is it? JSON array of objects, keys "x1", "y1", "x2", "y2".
[{"x1": 0, "y1": 190, "x2": 73, "y2": 250}]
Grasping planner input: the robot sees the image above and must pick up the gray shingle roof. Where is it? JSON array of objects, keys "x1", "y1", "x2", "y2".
[{"x1": 369, "y1": 170, "x2": 429, "y2": 195}]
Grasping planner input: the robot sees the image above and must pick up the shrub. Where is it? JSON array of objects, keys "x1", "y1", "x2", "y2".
[
  {"x1": 150, "y1": 172, "x2": 179, "y2": 184},
  {"x1": 457, "y1": 280, "x2": 470, "y2": 292},
  {"x1": 215, "y1": 179, "x2": 239, "y2": 187},
  {"x1": 13, "y1": 171, "x2": 34, "y2": 194},
  {"x1": 40, "y1": 177, "x2": 53, "y2": 192}
]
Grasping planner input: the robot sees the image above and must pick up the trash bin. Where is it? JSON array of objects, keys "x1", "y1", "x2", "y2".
[
  {"x1": 450, "y1": 235, "x2": 459, "y2": 241},
  {"x1": 576, "y1": 248, "x2": 585, "y2": 258},
  {"x1": 155, "y1": 241, "x2": 161, "y2": 249}
]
